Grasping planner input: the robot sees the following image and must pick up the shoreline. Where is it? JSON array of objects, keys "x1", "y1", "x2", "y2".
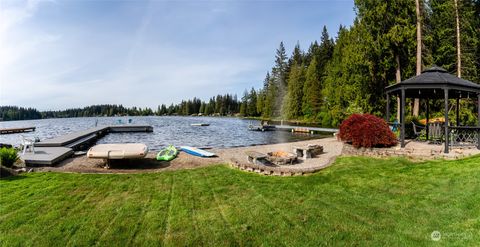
[{"x1": 31, "y1": 137, "x2": 342, "y2": 174}]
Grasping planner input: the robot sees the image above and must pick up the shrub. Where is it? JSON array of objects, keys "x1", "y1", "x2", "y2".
[
  {"x1": 0, "y1": 147, "x2": 19, "y2": 168},
  {"x1": 338, "y1": 114, "x2": 398, "y2": 148}
]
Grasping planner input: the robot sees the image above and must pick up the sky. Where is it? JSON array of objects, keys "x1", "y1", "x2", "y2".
[{"x1": 0, "y1": 0, "x2": 355, "y2": 111}]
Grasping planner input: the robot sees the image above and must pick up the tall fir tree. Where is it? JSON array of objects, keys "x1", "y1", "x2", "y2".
[
  {"x1": 285, "y1": 61, "x2": 306, "y2": 119},
  {"x1": 271, "y1": 42, "x2": 288, "y2": 118},
  {"x1": 248, "y1": 87, "x2": 258, "y2": 116},
  {"x1": 302, "y1": 57, "x2": 322, "y2": 119}
]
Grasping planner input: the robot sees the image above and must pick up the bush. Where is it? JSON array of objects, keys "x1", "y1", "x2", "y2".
[
  {"x1": 338, "y1": 114, "x2": 398, "y2": 148},
  {"x1": 0, "y1": 147, "x2": 19, "y2": 168}
]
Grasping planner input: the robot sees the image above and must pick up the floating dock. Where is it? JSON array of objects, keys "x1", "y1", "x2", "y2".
[
  {"x1": 0, "y1": 127, "x2": 36, "y2": 134},
  {"x1": 275, "y1": 125, "x2": 339, "y2": 134},
  {"x1": 249, "y1": 124, "x2": 338, "y2": 134},
  {"x1": 36, "y1": 126, "x2": 109, "y2": 147},
  {"x1": 21, "y1": 147, "x2": 74, "y2": 166},
  {"x1": 20, "y1": 125, "x2": 153, "y2": 166}
]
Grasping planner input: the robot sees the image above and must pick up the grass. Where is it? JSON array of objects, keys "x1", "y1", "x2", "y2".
[{"x1": 1, "y1": 156, "x2": 479, "y2": 246}]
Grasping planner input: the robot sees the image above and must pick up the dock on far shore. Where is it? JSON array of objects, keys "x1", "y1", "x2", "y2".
[
  {"x1": 275, "y1": 125, "x2": 339, "y2": 134},
  {"x1": 249, "y1": 124, "x2": 338, "y2": 134},
  {"x1": 0, "y1": 127, "x2": 36, "y2": 135}
]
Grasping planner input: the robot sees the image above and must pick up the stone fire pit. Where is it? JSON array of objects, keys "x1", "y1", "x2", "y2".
[{"x1": 267, "y1": 151, "x2": 297, "y2": 165}]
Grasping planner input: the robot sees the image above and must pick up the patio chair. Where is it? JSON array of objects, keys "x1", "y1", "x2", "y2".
[
  {"x1": 411, "y1": 122, "x2": 426, "y2": 140},
  {"x1": 389, "y1": 120, "x2": 399, "y2": 132},
  {"x1": 428, "y1": 122, "x2": 444, "y2": 144},
  {"x1": 20, "y1": 135, "x2": 36, "y2": 155}
]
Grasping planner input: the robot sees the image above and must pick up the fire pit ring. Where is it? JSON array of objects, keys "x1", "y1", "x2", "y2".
[{"x1": 267, "y1": 151, "x2": 297, "y2": 165}]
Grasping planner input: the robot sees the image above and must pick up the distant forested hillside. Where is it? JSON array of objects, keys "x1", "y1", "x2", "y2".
[
  {"x1": 0, "y1": 106, "x2": 42, "y2": 121},
  {"x1": 0, "y1": 94, "x2": 242, "y2": 121},
  {"x1": 2, "y1": 0, "x2": 479, "y2": 124}
]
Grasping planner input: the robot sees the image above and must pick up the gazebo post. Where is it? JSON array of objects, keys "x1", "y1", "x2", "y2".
[
  {"x1": 401, "y1": 88, "x2": 405, "y2": 148},
  {"x1": 444, "y1": 89, "x2": 449, "y2": 153},
  {"x1": 477, "y1": 93, "x2": 480, "y2": 150},
  {"x1": 386, "y1": 93, "x2": 390, "y2": 122},
  {"x1": 456, "y1": 97, "x2": 460, "y2": 126},
  {"x1": 426, "y1": 98, "x2": 429, "y2": 140}
]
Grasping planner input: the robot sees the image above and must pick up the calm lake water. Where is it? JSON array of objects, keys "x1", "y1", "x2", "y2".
[{"x1": 0, "y1": 116, "x2": 326, "y2": 150}]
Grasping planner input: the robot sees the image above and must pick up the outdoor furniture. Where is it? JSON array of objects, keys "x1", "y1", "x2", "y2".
[
  {"x1": 293, "y1": 144, "x2": 324, "y2": 160},
  {"x1": 245, "y1": 151, "x2": 268, "y2": 165},
  {"x1": 20, "y1": 135, "x2": 36, "y2": 155},
  {"x1": 411, "y1": 122, "x2": 426, "y2": 140},
  {"x1": 389, "y1": 120, "x2": 399, "y2": 132},
  {"x1": 385, "y1": 66, "x2": 480, "y2": 153},
  {"x1": 428, "y1": 122, "x2": 444, "y2": 144}
]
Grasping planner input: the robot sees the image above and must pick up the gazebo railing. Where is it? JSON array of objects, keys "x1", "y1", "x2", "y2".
[{"x1": 449, "y1": 126, "x2": 480, "y2": 149}]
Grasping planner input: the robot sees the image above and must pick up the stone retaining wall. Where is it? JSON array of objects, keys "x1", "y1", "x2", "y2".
[
  {"x1": 228, "y1": 157, "x2": 335, "y2": 176},
  {"x1": 341, "y1": 143, "x2": 469, "y2": 159}
]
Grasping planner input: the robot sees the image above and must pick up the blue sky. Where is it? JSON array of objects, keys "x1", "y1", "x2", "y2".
[{"x1": 0, "y1": 0, "x2": 355, "y2": 110}]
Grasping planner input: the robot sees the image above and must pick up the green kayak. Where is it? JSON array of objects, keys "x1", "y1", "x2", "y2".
[{"x1": 156, "y1": 145, "x2": 178, "y2": 161}]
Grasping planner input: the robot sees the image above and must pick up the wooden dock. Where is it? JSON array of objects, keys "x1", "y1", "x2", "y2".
[
  {"x1": 249, "y1": 124, "x2": 338, "y2": 134},
  {"x1": 20, "y1": 147, "x2": 74, "y2": 166},
  {"x1": 275, "y1": 125, "x2": 338, "y2": 134},
  {"x1": 36, "y1": 126, "x2": 109, "y2": 147},
  {"x1": 22, "y1": 125, "x2": 153, "y2": 166},
  {"x1": 0, "y1": 126, "x2": 36, "y2": 134}
]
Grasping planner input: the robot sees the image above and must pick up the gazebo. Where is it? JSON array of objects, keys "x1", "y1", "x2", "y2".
[{"x1": 385, "y1": 66, "x2": 480, "y2": 153}]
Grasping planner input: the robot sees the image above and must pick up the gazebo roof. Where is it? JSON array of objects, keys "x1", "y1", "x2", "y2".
[{"x1": 385, "y1": 66, "x2": 480, "y2": 99}]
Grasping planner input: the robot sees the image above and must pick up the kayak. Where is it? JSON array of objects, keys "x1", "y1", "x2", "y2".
[
  {"x1": 156, "y1": 145, "x2": 178, "y2": 161},
  {"x1": 191, "y1": 123, "x2": 210, "y2": 126},
  {"x1": 180, "y1": 146, "x2": 215, "y2": 157}
]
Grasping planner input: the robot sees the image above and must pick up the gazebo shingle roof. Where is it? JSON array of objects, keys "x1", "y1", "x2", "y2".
[{"x1": 385, "y1": 66, "x2": 480, "y2": 98}]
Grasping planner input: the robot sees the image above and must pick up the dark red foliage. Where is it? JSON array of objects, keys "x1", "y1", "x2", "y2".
[{"x1": 338, "y1": 114, "x2": 397, "y2": 148}]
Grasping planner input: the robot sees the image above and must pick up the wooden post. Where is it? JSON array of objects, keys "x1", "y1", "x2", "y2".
[
  {"x1": 401, "y1": 89, "x2": 406, "y2": 148},
  {"x1": 477, "y1": 94, "x2": 480, "y2": 150},
  {"x1": 444, "y1": 89, "x2": 449, "y2": 153},
  {"x1": 386, "y1": 93, "x2": 390, "y2": 122},
  {"x1": 456, "y1": 97, "x2": 460, "y2": 126},
  {"x1": 426, "y1": 98, "x2": 429, "y2": 140},
  {"x1": 454, "y1": 0, "x2": 461, "y2": 78}
]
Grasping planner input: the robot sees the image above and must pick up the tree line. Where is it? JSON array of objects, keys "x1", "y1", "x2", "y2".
[
  {"x1": 238, "y1": 0, "x2": 480, "y2": 127},
  {"x1": 0, "y1": 94, "x2": 242, "y2": 121}
]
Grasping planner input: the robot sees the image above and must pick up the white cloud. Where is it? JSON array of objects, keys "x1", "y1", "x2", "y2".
[{"x1": 0, "y1": 0, "x2": 59, "y2": 106}]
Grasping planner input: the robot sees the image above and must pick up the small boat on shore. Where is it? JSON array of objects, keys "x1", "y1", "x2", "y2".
[
  {"x1": 156, "y1": 145, "x2": 178, "y2": 161},
  {"x1": 87, "y1": 143, "x2": 148, "y2": 159},
  {"x1": 191, "y1": 123, "x2": 210, "y2": 126},
  {"x1": 180, "y1": 146, "x2": 215, "y2": 157},
  {"x1": 248, "y1": 125, "x2": 276, "y2": 131}
]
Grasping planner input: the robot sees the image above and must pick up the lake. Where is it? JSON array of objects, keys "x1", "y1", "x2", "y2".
[{"x1": 0, "y1": 116, "x2": 327, "y2": 150}]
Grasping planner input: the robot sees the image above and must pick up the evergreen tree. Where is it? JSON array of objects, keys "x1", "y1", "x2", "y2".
[
  {"x1": 263, "y1": 72, "x2": 274, "y2": 118},
  {"x1": 240, "y1": 90, "x2": 248, "y2": 116},
  {"x1": 302, "y1": 57, "x2": 322, "y2": 119},
  {"x1": 271, "y1": 42, "x2": 288, "y2": 118},
  {"x1": 247, "y1": 87, "x2": 258, "y2": 116},
  {"x1": 285, "y1": 61, "x2": 305, "y2": 119}
]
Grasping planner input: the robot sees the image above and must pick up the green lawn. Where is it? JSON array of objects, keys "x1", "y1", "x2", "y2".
[{"x1": 1, "y1": 156, "x2": 479, "y2": 246}]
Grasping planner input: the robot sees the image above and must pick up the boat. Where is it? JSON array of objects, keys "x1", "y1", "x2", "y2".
[
  {"x1": 248, "y1": 125, "x2": 276, "y2": 131},
  {"x1": 180, "y1": 146, "x2": 215, "y2": 157},
  {"x1": 191, "y1": 123, "x2": 210, "y2": 126},
  {"x1": 156, "y1": 145, "x2": 178, "y2": 161},
  {"x1": 87, "y1": 143, "x2": 148, "y2": 159}
]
